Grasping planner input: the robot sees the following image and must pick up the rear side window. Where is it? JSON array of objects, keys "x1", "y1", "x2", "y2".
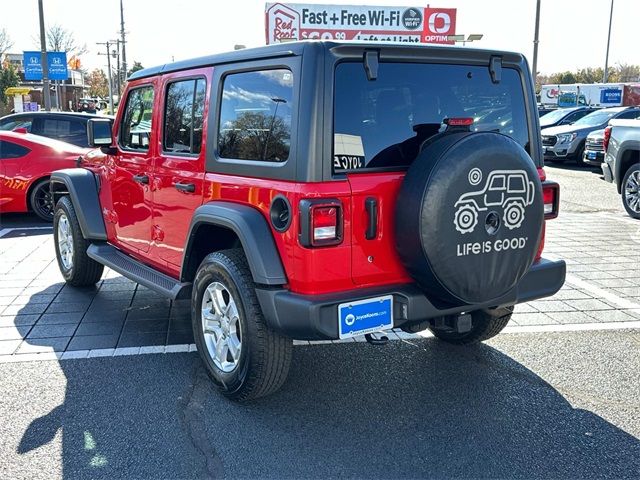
[
  {"x1": 163, "y1": 78, "x2": 206, "y2": 155},
  {"x1": 120, "y1": 86, "x2": 155, "y2": 151},
  {"x1": 0, "y1": 117, "x2": 33, "y2": 132},
  {"x1": 38, "y1": 119, "x2": 88, "y2": 147},
  {"x1": 333, "y1": 63, "x2": 529, "y2": 173},
  {"x1": 0, "y1": 141, "x2": 31, "y2": 159},
  {"x1": 617, "y1": 110, "x2": 640, "y2": 120},
  {"x1": 218, "y1": 69, "x2": 293, "y2": 162}
]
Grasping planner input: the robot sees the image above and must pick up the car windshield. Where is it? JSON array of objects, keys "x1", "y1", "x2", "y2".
[
  {"x1": 333, "y1": 62, "x2": 529, "y2": 172},
  {"x1": 539, "y1": 109, "x2": 573, "y2": 125},
  {"x1": 573, "y1": 110, "x2": 616, "y2": 127}
]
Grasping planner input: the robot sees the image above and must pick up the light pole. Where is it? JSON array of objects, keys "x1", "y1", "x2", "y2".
[
  {"x1": 37, "y1": 0, "x2": 51, "y2": 111},
  {"x1": 120, "y1": 0, "x2": 127, "y2": 80},
  {"x1": 603, "y1": 0, "x2": 614, "y2": 83},
  {"x1": 532, "y1": 0, "x2": 541, "y2": 85}
]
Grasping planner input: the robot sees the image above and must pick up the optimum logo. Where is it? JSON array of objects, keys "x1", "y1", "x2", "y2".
[
  {"x1": 428, "y1": 11, "x2": 451, "y2": 34},
  {"x1": 454, "y1": 169, "x2": 535, "y2": 235}
]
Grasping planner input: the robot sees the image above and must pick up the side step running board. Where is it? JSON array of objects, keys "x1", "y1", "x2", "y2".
[{"x1": 87, "y1": 243, "x2": 192, "y2": 300}]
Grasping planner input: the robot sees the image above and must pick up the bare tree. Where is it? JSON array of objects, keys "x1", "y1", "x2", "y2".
[
  {"x1": 35, "y1": 24, "x2": 87, "y2": 57},
  {"x1": 0, "y1": 28, "x2": 13, "y2": 56}
]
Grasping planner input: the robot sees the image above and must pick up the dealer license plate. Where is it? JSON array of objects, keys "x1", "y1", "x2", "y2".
[{"x1": 338, "y1": 295, "x2": 393, "y2": 339}]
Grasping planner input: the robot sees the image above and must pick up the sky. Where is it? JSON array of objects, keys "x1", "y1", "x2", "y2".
[{"x1": 2, "y1": 0, "x2": 639, "y2": 76}]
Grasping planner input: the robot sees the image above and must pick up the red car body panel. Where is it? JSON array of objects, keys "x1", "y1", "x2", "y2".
[{"x1": 0, "y1": 131, "x2": 86, "y2": 214}]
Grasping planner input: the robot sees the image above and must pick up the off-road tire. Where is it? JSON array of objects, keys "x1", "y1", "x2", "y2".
[
  {"x1": 53, "y1": 196, "x2": 104, "y2": 286},
  {"x1": 621, "y1": 164, "x2": 640, "y2": 220},
  {"x1": 29, "y1": 178, "x2": 55, "y2": 221},
  {"x1": 192, "y1": 249, "x2": 292, "y2": 401},
  {"x1": 429, "y1": 306, "x2": 514, "y2": 345}
]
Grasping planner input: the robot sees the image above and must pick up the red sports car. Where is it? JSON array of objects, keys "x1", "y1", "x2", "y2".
[{"x1": 0, "y1": 131, "x2": 88, "y2": 221}]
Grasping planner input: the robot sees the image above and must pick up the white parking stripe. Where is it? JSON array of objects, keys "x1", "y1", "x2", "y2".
[
  {"x1": 0, "y1": 226, "x2": 53, "y2": 239},
  {"x1": 565, "y1": 273, "x2": 640, "y2": 310},
  {"x1": 1, "y1": 320, "x2": 639, "y2": 364}
]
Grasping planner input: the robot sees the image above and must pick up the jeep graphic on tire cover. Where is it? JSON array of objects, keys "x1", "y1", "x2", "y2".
[
  {"x1": 453, "y1": 169, "x2": 536, "y2": 234},
  {"x1": 395, "y1": 131, "x2": 544, "y2": 305}
]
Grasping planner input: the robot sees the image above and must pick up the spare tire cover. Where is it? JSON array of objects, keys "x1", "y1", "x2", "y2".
[{"x1": 395, "y1": 131, "x2": 543, "y2": 305}]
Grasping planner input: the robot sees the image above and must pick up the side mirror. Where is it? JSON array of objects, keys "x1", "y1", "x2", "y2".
[{"x1": 87, "y1": 118, "x2": 113, "y2": 148}]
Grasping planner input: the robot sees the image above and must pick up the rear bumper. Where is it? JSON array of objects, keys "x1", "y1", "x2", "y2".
[{"x1": 256, "y1": 258, "x2": 566, "y2": 340}]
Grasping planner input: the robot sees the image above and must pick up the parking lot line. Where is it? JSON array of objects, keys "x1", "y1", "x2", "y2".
[
  {"x1": 0, "y1": 226, "x2": 53, "y2": 239},
  {"x1": 565, "y1": 274, "x2": 640, "y2": 310},
  {"x1": 1, "y1": 320, "x2": 639, "y2": 364}
]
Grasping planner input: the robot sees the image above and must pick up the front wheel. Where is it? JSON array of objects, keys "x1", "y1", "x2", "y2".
[
  {"x1": 53, "y1": 196, "x2": 104, "y2": 286},
  {"x1": 192, "y1": 249, "x2": 292, "y2": 401},
  {"x1": 429, "y1": 307, "x2": 514, "y2": 345},
  {"x1": 621, "y1": 164, "x2": 640, "y2": 219}
]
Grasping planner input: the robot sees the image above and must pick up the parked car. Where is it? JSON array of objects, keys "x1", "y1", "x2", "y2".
[
  {"x1": 77, "y1": 98, "x2": 97, "y2": 113},
  {"x1": 582, "y1": 128, "x2": 607, "y2": 167},
  {"x1": 0, "y1": 131, "x2": 87, "y2": 220},
  {"x1": 541, "y1": 106, "x2": 640, "y2": 164},
  {"x1": 602, "y1": 119, "x2": 640, "y2": 218},
  {"x1": 50, "y1": 41, "x2": 565, "y2": 401},
  {"x1": 0, "y1": 111, "x2": 113, "y2": 148},
  {"x1": 539, "y1": 106, "x2": 598, "y2": 129}
]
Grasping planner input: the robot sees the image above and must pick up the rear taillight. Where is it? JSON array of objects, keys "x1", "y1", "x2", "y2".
[
  {"x1": 603, "y1": 126, "x2": 612, "y2": 152},
  {"x1": 535, "y1": 168, "x2": 559, "y2": 261},
  {"x1": 542, "y1": 181, "x2": 560, "y2": 219},
  {"x1": 299, "y1": 199, "x2": 343, "y2": 247}
]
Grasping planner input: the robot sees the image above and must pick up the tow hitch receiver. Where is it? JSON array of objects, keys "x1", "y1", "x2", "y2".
[
  {"x1": 365, "y1": 332, "x2": 389, "y2": 345},
  {"x1": 456, "y1": 314, "x2": 473, "y2": 333}
]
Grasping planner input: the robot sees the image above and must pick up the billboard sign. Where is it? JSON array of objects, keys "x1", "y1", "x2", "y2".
[
  {"x1": 600, "y1": 88, "x2": 622, "y2": 104},
  {"x1": 265, "y1": 3, "x2": 457, "y2": 45},
  {"x1": 22, "y1": 51, "x2": 69, "y2": 81}
]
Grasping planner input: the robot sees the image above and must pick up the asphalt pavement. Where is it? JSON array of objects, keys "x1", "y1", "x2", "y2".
[{"x1": 0, "y1": 331, "x2": 639, "y2": 479}]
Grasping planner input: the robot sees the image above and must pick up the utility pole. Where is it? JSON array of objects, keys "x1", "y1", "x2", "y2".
[
  {"x1": 603, "y1": 0, "x2": 614, "y2": 83},
  {"x1": 97, "y1": 41, "x2": 115, "y2": 114},
  {"x1": 531, "y1": 0, "x2": 541, "y2": 86},
  {"x1": 114, "y1": 42, "x2": 121, "y2": 99},
  {"x1": 37, "y1": 0, "x2": 51, "y2": 111},
  {"x1": 120, "y1": 0, "x2": 127, "y2": 80}
]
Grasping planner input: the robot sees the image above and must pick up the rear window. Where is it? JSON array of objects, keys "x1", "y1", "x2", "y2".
[{"x1": 333, "y1": 62, "x2": 529, "y2": 173}]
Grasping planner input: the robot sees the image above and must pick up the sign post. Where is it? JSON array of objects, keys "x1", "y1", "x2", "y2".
[{"x1": 265, "y1": 3, "x2": 457, "y2": 45}]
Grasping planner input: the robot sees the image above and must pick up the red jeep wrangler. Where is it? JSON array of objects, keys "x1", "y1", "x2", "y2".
[{"x1": 51, "y1": 42, "x2": 565, "y2": 401}]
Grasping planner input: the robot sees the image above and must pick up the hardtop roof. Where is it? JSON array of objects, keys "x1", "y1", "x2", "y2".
[{"x1": 128, "y1": 40, "x2": 524, "y2": 81}]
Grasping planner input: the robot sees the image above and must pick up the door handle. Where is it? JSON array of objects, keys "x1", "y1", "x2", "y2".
[
  {"x1": 132, "y1": 174, "x2": 149, "y2": 184},
  {"x1": 365, "y1": 197, "x2": 378, "y2": 240},
  {"x1": 174, "y1": 182, "x2": 196, "y2": 193}
]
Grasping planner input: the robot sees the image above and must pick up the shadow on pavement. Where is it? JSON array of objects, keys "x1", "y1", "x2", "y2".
[{"x1": 11, "y1": 284, "x2": 640, "y2": 479}]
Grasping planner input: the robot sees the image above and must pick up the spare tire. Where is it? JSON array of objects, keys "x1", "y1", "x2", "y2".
[{"x1": 395, "y1": 131, "x2": 543, "y2": 305}]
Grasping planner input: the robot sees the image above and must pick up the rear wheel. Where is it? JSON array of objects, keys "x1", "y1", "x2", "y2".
[
  {"x1": 429, "y1": 307, "x2": 514, "y2": 345},
  {"x1": 622, "y1": 164, "x2": 640, "y2": 219},
  {"x1": 192, "y1": 249, "x2": 292, "y2": 401},
  {"x1": 53, "y1": 196, "x2": 104, "y2": 286},
  {"x1": 29, "y1": 179, "x2": 55, "y2": 221}
]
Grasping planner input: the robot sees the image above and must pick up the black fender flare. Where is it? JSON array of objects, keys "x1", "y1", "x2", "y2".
[
  {"x1": 182, "y1": 202, "x2": 287, "y2": 286},
  {"x1": 50, "y1": 168, "x2": 107, "y2": 241}
]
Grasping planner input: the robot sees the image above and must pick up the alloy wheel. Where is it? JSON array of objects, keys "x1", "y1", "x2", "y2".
[
  {"x1": 57, "y1": 214, "x2": 74, "y2": 271},
  {"x1": 201, "y1": 282, "x2": 242, "y2": 373},
  {"x1": 624, "y1": 170, "x2": 640, "y2": 214}
]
